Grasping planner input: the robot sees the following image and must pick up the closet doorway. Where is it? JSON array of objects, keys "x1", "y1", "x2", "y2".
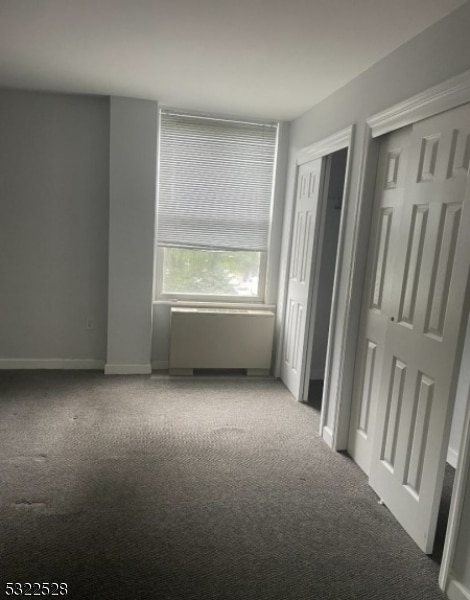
[
  {"x1": 280, "y1": 135, "x2": 349, "y2": 422},
  {"x1": 306, "y1": 150, "x2": 347, "y2": 413}
]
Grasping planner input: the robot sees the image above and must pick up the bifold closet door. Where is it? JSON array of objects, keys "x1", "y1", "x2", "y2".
[
  {"x1": 369, "y1": 102, "x2": 470, "y2": 553},
  {"x1": 348, "y1": 126, "x2": 411, "y2": 474}
]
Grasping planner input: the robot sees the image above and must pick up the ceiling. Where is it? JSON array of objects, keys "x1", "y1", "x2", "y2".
[{"x1": 0, "y1": 0, "x2": 465, "y2": 121}]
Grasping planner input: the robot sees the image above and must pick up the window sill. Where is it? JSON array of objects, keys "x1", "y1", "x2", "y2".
[{"x1": 153, "y1": 299, "x2": 276, "y2": 311}]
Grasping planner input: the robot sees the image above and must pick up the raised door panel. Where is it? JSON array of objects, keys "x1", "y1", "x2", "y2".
[
  {"x1": 370, "y1": 208, "x2": 394, "y2": 313},
  {"x1": 356, "y1": 340, "x2": 377, "y2": 439},
  {"x1": 283, "y1": 299, "x2": 304, "y2": 373},
  {"x1": 380, "y1": 356, "x2": 407, "y2": 472},
  {"x1": 424, "y1": 202, "x2": 462, "y2": 340},
  {"x1": 404, "y1": 372, "x2": 434, "y2": 499},
  {"x1": 289, "y1": 210, "x2": 314, "y2": 284},
  {"x1": 348, "y1": 127, "x2": 411, "y2": 474},
  {"x1": 397, "y1": 205, "x2": 429, "y2": 327}
]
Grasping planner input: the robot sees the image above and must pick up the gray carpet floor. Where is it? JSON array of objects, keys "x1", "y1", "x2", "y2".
[{"x1": 0, "y1": 371, "x2": 448, "y2": 599}]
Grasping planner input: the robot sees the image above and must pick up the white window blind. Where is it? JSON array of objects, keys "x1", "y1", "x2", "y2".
[{"x1": 157, "y1": 111, "x2": 278, "y2": 252}]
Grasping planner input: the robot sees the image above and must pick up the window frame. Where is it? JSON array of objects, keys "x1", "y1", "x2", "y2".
[
  {"x1": 154, "y1": 108, "x2": 279, "y2": 304},
  {"x1": 155, "y1": 247, "x2": 268, "y2": 303}
]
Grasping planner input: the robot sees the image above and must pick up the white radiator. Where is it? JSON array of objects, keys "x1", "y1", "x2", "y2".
[{"x1": 169, "y1": 307, "x2": 275, "y2": 374}]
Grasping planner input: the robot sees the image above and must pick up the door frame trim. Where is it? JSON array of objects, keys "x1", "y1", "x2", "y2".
[
  {"x1": 342, "y1": 66, "x2": 470, "y2": 591},
  {"x1": 441, "y1": 367, "x2": 470, "y2": 595},
  {"x1": 329, "y1": 125, "x2": 380, "y2": 449},
  {"x1": 275, "y1": 126, "x2": 354, "y2": 415},
  {"x1": 296, "y1": 126, "x2": 354, "y2": 165}
]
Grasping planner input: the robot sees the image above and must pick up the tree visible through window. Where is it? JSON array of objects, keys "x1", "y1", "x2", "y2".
[
  {"x1": 156, "y1": 111, "x2": 278, "y2": 300},
  {"x1": 162, "y1": 248, "x2": 261, "y2": 296}
]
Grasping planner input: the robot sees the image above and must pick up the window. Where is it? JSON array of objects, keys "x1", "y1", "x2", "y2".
[{"x1": 156, "y1": 110, "x2": 278, "y2": 301}]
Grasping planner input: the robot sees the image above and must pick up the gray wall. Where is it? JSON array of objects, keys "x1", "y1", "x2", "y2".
[
  {"x1": 106, "y1": 97, "x2": 158, "y2": 373},
  {"x1": 0, "y1": 90, "x2": 109, "y2": 364}
]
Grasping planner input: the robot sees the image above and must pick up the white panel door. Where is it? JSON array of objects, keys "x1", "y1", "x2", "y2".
[
  {"x1": 348, "y1": 127, "x2": 411, "y2": 474},
  {"x1": 369, "y1": 103, "x2": 470, "y2": 553},
  {"x1": 281, "y1": 159, "x2": 323, "y2": 399}
]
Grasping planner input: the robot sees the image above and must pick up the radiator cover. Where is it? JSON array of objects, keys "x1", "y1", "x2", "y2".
[{"x1": 169, "y1": 307, "x2": 275, "y2": 371}]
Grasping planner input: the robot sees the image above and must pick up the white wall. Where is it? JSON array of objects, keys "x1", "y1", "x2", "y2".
[
  {"x1": 310, "y1": 150, "x2": 346, "y2": 379},
  {"x1": 278, "y1": 0, "x2": 470, "y2": 448},
  {"x1": 106, "y1": 97, "x2": 158, "y2": 374},
  {"x1": 0, "y1": 90, "x2": 109, "y2": 367}
]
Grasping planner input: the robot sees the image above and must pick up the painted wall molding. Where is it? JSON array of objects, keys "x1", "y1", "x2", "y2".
[
  {"x1": 0, "y1": 359, "x2": 105, "y2": 370},
  {"x1": 446, "y1": 577, "x2": 470, "y2": 600},
  {"x1": 104, "y1": 363, "x2": 152, "y2": 375},
  {"x1": 368, "y1": 68, "x2": 470, "y2": 138}
]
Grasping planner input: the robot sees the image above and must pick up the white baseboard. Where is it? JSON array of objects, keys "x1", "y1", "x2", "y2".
[
  {"x1": 448, "y1": 447, "x2": 459, "y2": 469},
  {"x1": 104, "y1": 363, "x2": 152, "y2": 375},
  {"x1": 447, "y1": 577, "x2": 470, "y2": 600},
  {"x1": 0, "y1": 359, "x2": 104, "y2": 370},
  {"x1": 322, "y1": 426, "x2": 334, "y2": 448},
  {"x1": 151, "y1": 360, "x2": 169, "y2": 371}
]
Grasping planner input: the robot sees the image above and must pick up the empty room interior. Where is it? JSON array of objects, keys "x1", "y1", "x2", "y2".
[{"x1": 2, "y1": 1, "x2": 470, "y2": 599}]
